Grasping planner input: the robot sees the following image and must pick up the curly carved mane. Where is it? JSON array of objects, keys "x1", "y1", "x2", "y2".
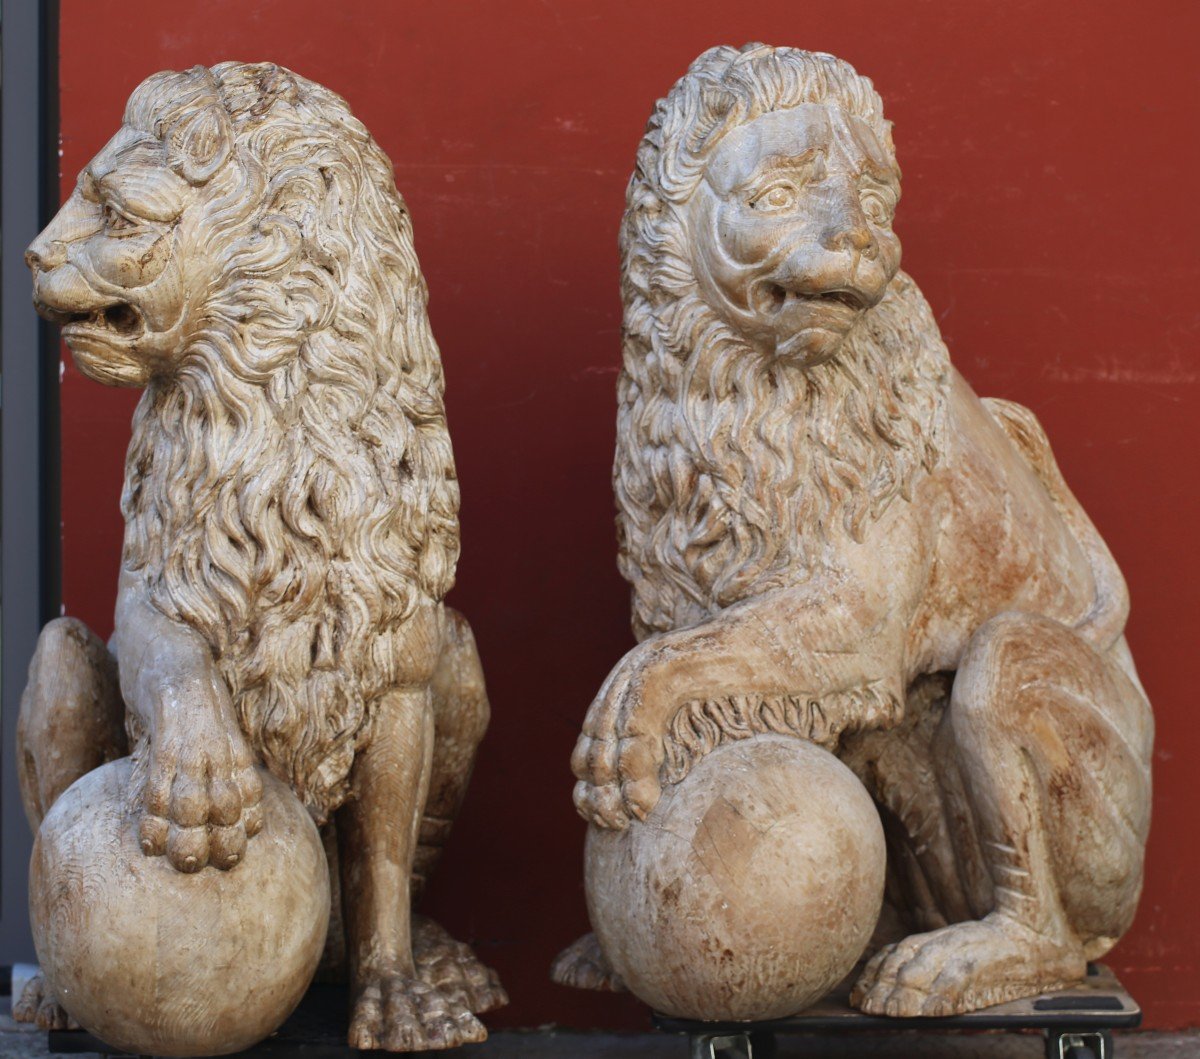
[
  {"x1": 616, "y1": 45, "x2": 951, "y2": 640},
  {"x1": 120, "y1": 63, "x2": 458, "y2": 820}
]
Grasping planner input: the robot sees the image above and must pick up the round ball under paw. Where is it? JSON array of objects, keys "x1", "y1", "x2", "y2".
[
  {"x1": 585, "y1": 736, "x2": 886, "y2": 1021},
  {"x1": 30, "y1": 757, "x2": 329, "y2": 1057}
]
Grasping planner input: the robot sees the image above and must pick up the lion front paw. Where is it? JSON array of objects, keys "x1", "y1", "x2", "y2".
[
  {"x1": 571, "y1": 644, "x2": 675, "y2": 830},
  {"x1": 138, "y1": 712, "x2": 263, "y2": 873},
  {"x1": 348, "y1": 973, "x2": 486, "y2": 1052},
  {"x1": 413, "y1": 916, "x2": 508, "y2": 1014},
  {"x1": 571, "y1": 728, "x2": 665, "y2": 830}
]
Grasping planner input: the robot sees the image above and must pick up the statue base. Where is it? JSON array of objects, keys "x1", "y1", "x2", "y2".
[{"x1": 651, "y1": 964, "x2": 1139, "y2": 1059}]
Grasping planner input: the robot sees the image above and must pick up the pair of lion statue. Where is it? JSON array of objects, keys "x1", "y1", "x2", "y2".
[{"x1": 19, "y1": 45, "x2": 1151, "y2": 1054}]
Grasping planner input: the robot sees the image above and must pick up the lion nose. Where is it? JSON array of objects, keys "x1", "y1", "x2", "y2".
[
  {"x1": 25, "y1": 232, "x2": 65, "y2": 273},
  {"x1": 826, "y1": 222, "x2": 876, "y2": 258}
]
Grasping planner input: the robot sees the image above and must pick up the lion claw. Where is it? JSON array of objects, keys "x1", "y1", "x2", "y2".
[
  {"x1": 851, "y1": 914, "x2": 1086, "y2": 1017},
  {"x1": 571, "y1": 731, "x2": 664, "y2": 828}
]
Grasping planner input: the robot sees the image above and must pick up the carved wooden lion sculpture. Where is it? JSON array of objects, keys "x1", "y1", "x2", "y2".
[
  {"x1": 562, "y1": 44, "x2": 1153, "y2": 1017},
  {"x1": 20, "y1": 62, "x2": 504, "y2": 1051}
]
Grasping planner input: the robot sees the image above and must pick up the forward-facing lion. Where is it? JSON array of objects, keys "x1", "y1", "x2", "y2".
[
  {"x1": 562, "y1": 44, "x2": 1153, "y2": 1016},
  {"x1": 20, "y1": 62, "x2": 504, "y2": 1050}
]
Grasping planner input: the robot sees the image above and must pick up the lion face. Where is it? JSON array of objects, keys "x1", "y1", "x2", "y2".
[
  {"x1": 687, "y1": 103, "x2": 902, "y2": 367},
  {"x1": 27, "y1": 126, "x2": 196, "y2": 387}
]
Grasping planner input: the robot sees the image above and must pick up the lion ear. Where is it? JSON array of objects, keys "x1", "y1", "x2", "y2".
[
  {"x1": 882, "y1": 120, "x2": 897, "y2": 160},
  {"x1": 166, "y1": 103, "x2": 232, "y2": 185},
  {"x1": 691, "y1": 86, "x2": 740, "y2": 156}
]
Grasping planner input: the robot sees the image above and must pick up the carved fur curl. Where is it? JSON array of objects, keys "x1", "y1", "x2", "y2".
[
  {"x1": 120, "y1": 64, "x2": 458, "y2": 820},
  {"x1": 616, "y1": 44, "x2": 952, "y2": 642},
  {"x1": 663, "y1": 682, "x2": 903, "y2": 786}
]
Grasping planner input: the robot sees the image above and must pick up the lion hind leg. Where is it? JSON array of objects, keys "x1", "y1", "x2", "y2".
[
  {"x1": 854, "y1": 612, "x2": 1150, "y2": 1017},
  {"x1": 18, "y1": 617, "x2": 127, "y2": 829},
  {"x1": 412, "y1": 607, "x2": 490, "y2": 898},
  {"x1": 15, "y1": 618, "x2": 126, "y2": 1029}
]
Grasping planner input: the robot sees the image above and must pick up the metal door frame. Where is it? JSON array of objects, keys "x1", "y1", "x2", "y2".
[{"x1": 1, "y1": 0, "x2": 61, "y2": 964}]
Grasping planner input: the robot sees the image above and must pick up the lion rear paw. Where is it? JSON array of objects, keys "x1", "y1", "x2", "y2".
[
  {"x1": 850, "y1": 914, "x2": 1086, "y2": 1017},
  {"x1": 550, "y1": 932, "x2": 626, "y2": 992},
  {"x1": 12, "y1": 972, "x2": 77, "y2": 1031}
]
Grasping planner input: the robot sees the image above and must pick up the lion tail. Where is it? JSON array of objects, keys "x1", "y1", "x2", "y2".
[{"x1": 983, "y1": 397, "x2": 1129, "y2": 651}]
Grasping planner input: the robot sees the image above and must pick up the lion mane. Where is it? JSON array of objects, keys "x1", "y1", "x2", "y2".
[
  {"x1": 616, "y1": 44, "x2": 952, "y2": 643},
  {"x1": 119, "y1": 63, "x2": 459, "y2": 821}
]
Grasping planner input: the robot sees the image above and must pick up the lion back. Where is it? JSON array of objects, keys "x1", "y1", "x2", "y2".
[{"x1": 983, "y1": 397, "x2": 1128, "y2": 650}]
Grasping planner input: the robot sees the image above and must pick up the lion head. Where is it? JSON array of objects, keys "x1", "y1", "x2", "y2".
[
  {"x1": 616, "y1": 44, "x2": 951, "y2": 639},
  {"x1": 29, "y1": 63, "x2": 459, "y2": 819}
]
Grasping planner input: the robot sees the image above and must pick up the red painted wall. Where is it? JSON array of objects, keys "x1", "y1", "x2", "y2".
[{"x1": 56, "y1": 0, "x2": 1200, "y2": 1030}]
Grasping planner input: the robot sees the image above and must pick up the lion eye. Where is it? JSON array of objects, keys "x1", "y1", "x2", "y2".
[
  {"x1": 860, "y1": 189, "x2": 894, "y2": 227},
  {"x1": 751, "y1": 183, "x2": 798, "y2": 212},
  {"x1": 103, "y1": 203, "x2": 137, "y2": 232}
]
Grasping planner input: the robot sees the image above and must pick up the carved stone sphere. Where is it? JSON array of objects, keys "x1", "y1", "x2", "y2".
[
  {"x1": 30, "y1": 757, "x2": 329, "y2": 1057},
  {"x1": 585, "y1": 736, "x2": 886, "y2": 1021}
]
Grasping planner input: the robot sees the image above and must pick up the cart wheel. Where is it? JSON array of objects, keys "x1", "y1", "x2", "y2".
[
  {"x1": 690, "y1": 1033, "x2": 751, "y2": 1059},
  {"x1": 1047, "y1": 1029, "x2": 1113, "y2": 1059},
  {"x1": 686, "y1": 1031, "x2": 778, "y2": 1059}
]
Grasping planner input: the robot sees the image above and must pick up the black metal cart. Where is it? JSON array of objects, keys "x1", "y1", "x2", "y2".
[
  {"x1": 652, "y1": 964, "x2": 1139, "y2": 1059},
  {"x1": 45, "y1": 965, "x2": 1138, "y2": 1059}
]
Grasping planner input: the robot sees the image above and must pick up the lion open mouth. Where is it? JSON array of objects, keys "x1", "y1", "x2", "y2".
[
  {"x1": 37, "y1": 301, "x2": 144, "y2": 336},
  {"x1": 759, "y1": 283, "x2": 868, "y2": 315},
  {"x1": 809, "y1": 288, "x2": 868, "y2": 311}
]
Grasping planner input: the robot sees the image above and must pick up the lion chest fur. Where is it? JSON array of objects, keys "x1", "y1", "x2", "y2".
[
  {"x1": 615, "y1": 274, "x2": 951, "y2": 641},
  {"x1": 119, "y1": 327, "x2": 458, "y2": 820}
]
